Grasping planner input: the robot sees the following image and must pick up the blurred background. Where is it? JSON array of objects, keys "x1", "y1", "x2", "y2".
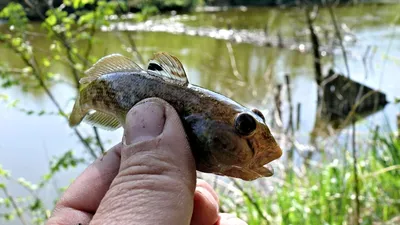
[{"x1": 0, "y1": 0, "x2": 399, "y2": 224}]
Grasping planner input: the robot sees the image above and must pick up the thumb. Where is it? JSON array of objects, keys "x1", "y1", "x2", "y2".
[
  {"x1": 123, "y1": 98, "x2": 166, "y2": 145},
  {"x1": 121, "y1": 98, "x2": 195, "y2": 177},
  {"x1": 90, "y1": 98, "x2": 196, "y2": 225}
]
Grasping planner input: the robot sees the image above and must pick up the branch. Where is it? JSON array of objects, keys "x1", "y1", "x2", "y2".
[
  {"x1": 93, "y1": 127, "x2": 105, "y2": 153},
  {"x1": 115, "y1": 0, "x2": 145, "y2": 65},
  {"x1": 4, "y1": 40, "x2": 97, "y2": 159},
  {"x1": 82, "y1": 0, "x2": 106, "y2": 154},
  {"x1": 1, "y1": 187, "x2": 28, "y2": 225},
  {"x1": 9, "y1": 177, "x2": 49, "y2": 220},
  {"x1": 305, "y1": 6, "x2": 323, "y2": 86},
  {"x1": 65, "y1": 46, "x2": 81, "y2": 89},
  {"x1": 24, "y1": 0, "x2": 89, "y2": 64},
  {"x1": 23, "y1": 0, "x2": 105, "y2": 156},
  {"x1": 230, "y1": 179, "x2": 270, "y2": 224},
  {"x1": 125, "y1": 31, "x2": 145, "y2": 65},
  {"x1": 226, "y1": 42, "x2": 242, "y2": 79},
  {"x1": 327, "y1": 5, "x2": 351, "y2": 78}
]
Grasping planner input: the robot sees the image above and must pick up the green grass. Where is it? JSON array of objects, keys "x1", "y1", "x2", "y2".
[{"x1": 219, "y1": 132, "x2": 400, "y2": 225}]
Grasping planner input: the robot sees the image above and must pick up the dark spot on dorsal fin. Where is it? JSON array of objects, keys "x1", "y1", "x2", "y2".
[
  {"x1": 146, "y1": 52, "x2": 189, "y2": 86},
  {"x1": 148, "y1": 63, "x2": 163, "y2": 71}
]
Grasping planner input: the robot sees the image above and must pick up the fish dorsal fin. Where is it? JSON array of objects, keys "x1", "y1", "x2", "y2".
[
  {"x1": 80, "y1": 54, "x2": 142, "y2": 84},
  {"x1": 83, "y1": 111, "x2": 121, "y2": 130},
  {"x1": 147, "y1": 52, "x2": 188, "y2": 86}
]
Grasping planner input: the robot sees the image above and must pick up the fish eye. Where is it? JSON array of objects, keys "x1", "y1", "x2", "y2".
[
  {"x1": 252, "y1": 109, "x2": 265, "y2": 122},
  {"x1": 234, "y1": 113, "x2": 257, "y2": 136}
]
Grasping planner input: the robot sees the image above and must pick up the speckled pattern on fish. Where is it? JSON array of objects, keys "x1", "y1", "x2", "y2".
[{"x1": 69, "y1": 52, "x2": 282, "y2": 181}]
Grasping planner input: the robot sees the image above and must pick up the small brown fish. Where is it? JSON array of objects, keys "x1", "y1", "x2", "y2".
[{"x1": 69, "y1": 52, "x2": 282, "y2": 181}]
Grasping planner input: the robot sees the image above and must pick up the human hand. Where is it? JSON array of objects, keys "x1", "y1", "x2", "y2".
[{"x1": 47, "y1": 98, "x2": 247, "y2": 225}]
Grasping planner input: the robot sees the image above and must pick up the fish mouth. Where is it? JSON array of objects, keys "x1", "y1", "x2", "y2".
[
  {"x1": 255, "y1": 143, "x2": 282, "y2": 166},
  {"x1": 208, "y1": 142, "x2": 280, "y2": 181},
  {"x1": 207, "y1": 129, "x2": 282, "y2": 181},
  {"x1": 239, "y1": 141, "x2": 279, "y2": 180},
  {"x1": 218, "y1": 163, "x2": 274, "y2": 181},
  {"x1": 247, "y1": 163, "x2": 274, "y2": 178},
  {"x1": 234, "y1": 135, "x2": 282, "y2": 181},
  {"x1": 261, "y1": 163, "x2": 274, "y2": 176}
]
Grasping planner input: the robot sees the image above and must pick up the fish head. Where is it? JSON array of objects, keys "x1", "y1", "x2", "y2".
[{"x1": 185, "y1": 108, "x2": 282, "y2": 181}]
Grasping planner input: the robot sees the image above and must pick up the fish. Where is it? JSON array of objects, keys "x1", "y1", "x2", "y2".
[{"x1": 69, "y1": 52, "x2": 282, "y2": 181}]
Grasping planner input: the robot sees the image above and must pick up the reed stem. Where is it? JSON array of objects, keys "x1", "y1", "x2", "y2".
[{"x1": 352, "y1": 120, "x2": 361, "y2": 225}]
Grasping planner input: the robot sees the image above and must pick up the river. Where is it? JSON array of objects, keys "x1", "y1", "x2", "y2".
[{"x1": 0, "y1": 4, "x2": 399, "y2": 224}]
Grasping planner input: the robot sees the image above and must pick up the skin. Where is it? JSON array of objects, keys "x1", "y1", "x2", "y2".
[{"x1": 47, "y1": 98, "x2": 247, "y2": 225}]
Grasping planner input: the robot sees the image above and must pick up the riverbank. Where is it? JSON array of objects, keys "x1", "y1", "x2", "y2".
[{"x1": 1, "y1": 0, "x2": 398, "y2": 21}]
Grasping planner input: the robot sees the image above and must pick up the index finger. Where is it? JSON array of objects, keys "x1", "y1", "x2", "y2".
[{"x1": 46, "y1": 143, "x2": 122, "y2": 225}]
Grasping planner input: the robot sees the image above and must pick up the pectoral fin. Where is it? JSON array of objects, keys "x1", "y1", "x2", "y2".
[{"x1": 83, "y1": 111, "x2": 121, "y2": 130}]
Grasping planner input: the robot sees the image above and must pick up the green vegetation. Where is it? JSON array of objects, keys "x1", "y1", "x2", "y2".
[
  {"x1": 0, "y1": 0, "x2": 399, "y2": 225},
  {"x1": 0, "y1": 2, "x2": 137, "y2": 222},
  {"x1": 127, "y1": 0, "x2": 200, "y2": 10},
  {"x1": 220, "y1": 131, "x2": 400, "y2": 224}
]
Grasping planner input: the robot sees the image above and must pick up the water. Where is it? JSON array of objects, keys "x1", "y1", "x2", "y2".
[{"x1": 0, "y1": 4, "x2": 399, "y2": 223}]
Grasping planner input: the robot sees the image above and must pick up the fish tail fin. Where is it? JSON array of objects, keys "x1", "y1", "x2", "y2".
[{"x1": 69, "y1": 95, "x2": 85, "y2": 127}]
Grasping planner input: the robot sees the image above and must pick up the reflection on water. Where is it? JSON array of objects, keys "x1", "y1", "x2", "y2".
[
  {"x1": 174, "y1": 4, "x2": 400, "y2": 31},
  {"x1": 312, "y1": 68, "x2": 389, "y2": 138},
  {"x1": 0, "y1": 4, "x2": 400, "y2": 219}
]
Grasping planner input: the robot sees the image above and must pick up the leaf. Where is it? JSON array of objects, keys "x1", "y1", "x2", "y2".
[
  {"x1": 74, "y1": 63, "x2": 83, "y2": 71},
  {"x1": 3, "y1": 213, "x2": 14, "y2": 221},
  {"x1": 11, "y1": 37, "x2": 22, "y2": 47},
  {"x1": 0, "y1": 3, "x2": 28, "y2": 30},
  {"x1": 0, "y1": 2, "x2": 24, "y2": 17},
  {"x1": 62, "y1": 16, "x2": 75, "y2": 26},
  {"x1": 46, "y1": 14, "x2": 57, "y2": 26},
  {"x1": 42, "y1": 58, "x2": 51, "y2": 68},
  {"x1": 18, "y1": 178, "x2": 38, "y2": 191},
  {"x1": 3, "y1": 198, "x2": 11, "y2": 208},
  {"x1": 118, "y1": 2, "x2": 128, "y2": 11},
  {"x1": 7, "y1": 99, "x2": 19, "y2": 108},
  {"x1": 72, "y1": 47, "x2": 79, "y2": 54},
  {"x1": 22, "y1": 67, "x2": 32, "y2": 73},
  {"x1": 0, "y1": 94, "x2": 9, "y2": 101},
  {"x1": 40, "y1": 150, "x2": 85, "y2": 187},
  {"x1": 29, "y1": 199, "x2": 43, "y2": 211},
  {"x1": 73, "y1": 0, "x2": 81, "y2": 9},
  {"x1": 78, "y1": 12, "x2": 94, "y2": 25},
  {"x1": 73, "y1": 0, "x2": 95, "y2": 9},
  {"x1": 64, "y1": 0, "x2": 72, "y2": 6},
  {"x1": 58, "y1": 110, "x2": 67, "y2": 117},
  {"x1": 77, "y1": 31, "x2": 90, "y2": 40},
  {"x1": 0, "y1": 165, "x2": 11, "y2": 178},
  {"x1": 65, "y1": 31, "x2": 72, "y2": 39}
]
